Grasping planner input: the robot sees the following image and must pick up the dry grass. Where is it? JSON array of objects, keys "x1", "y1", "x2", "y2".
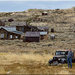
[
  {"x1": 0, "y1": 39, "x2": 74, "y2": 74},
  {"x1": 0, "y1": 52, "x2": 75, "y2": 74},
  {"x1": 0, "y1": 52, "x2": 53, "y2": 64},
  {"x1": 0, "y1": 8, "x2": 75, "y2": 74},
  {"x1": 0, "y1": 52, "x2": 53, "y2": 74}
]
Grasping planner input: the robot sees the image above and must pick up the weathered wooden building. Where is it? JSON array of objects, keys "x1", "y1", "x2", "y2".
[
  {"x1": 50, "y1": 34, "x2": 56, "y2": 40},
  {"x1": 0, "y1": 20, "x2": 5, "y2": 26},
  {"x1": 16, "y1": 25, "x2": 38, "y2": 32},
  {"x1": 37, "y1": 26, "x2": 49, "y2": 33},
  {"x1": 0, "y1": 26, "x2": 24, "y2": 40},
  {"x1": 33, "y1": 17, "x2": 48, "y2": 22},
  {"x1": 8, "y1": 18, "x2": 14, "y2": 22},
  {"x1": 25, "y1": 32, "x2": 40, "y2": 42},
  {"x1": 40, "y1": 32, "x2": 47, "y2": 40},
  {"x1": 51, "y1": 28, "x2": 54, "y2": 32},
  {"x1": 42, "y1": 12, "x2": 48, "y2": 16}
]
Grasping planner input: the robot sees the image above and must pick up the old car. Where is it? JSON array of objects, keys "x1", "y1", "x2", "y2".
[{"x1": 48, "y1": 50, "x2": 75, "y2": 66}]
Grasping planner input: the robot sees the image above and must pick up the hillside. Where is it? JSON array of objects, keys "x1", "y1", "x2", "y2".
[
  {"x1": 0, "y1": 7, "x2": 75, "y2": 74},
  {"x1": 0, "y1": 8, "x2": 75, "y2": 49}
]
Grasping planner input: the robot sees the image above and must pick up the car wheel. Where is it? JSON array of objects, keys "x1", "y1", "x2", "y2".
[
  {"x1": 48, "y1": 62, "x2": 52, "y2": 66},
  {"x1": 53, "y1": 61, "x2": 59, "y2": 65}
]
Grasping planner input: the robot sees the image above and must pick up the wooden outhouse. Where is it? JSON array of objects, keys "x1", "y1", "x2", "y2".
[{"x1": 50, "y1": 34, "x2": 56, "y2": 39}]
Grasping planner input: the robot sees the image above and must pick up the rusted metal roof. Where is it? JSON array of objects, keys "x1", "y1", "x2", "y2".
[{"x1": 25, "y1": 32, "x2": 40, "y2": 37}]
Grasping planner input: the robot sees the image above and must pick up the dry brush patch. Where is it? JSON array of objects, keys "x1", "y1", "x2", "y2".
[
  {"x1": 0, "y1": 52, "x2": 75, "y2": 74},
  {"x1": 0, "y1": 52, "x2": 53, "y2": 74}
]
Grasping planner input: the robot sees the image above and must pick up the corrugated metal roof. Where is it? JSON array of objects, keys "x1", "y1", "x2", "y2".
[
  {"x1": 25, "y1": 32, "x2": 40, "y2": 37},
  {"x1": 40, "y1": 32, "x2": 47, "y2": 35},
  {"x1": 10, "y1": 31, "x2": 24, "y2": 35},
  {"x1": 0, "y1": 26, "x2": 24, "y2": 35},
  {"x1": 0, "y1": 26, "x2": 16, "y2": 31},
  {"x1": 50, "y1": 34, "x2": 55, "y2": 37},
  {"x1": 3, "y1": 26, "x2": 16, "y2": 31}
]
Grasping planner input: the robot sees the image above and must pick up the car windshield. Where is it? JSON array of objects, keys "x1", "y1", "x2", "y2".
[{"x1": 56, "y1": 51, "x2": 66, "y2": 55}]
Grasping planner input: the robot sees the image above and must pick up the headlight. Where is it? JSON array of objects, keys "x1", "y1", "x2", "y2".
[{"x1": 58, "y1": 58, "x2": 61, "y2": 60}]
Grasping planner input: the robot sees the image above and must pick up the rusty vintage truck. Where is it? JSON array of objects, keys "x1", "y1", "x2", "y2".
[{"x1": 48, "y1": 50, "x2": 75, "y2": 66}]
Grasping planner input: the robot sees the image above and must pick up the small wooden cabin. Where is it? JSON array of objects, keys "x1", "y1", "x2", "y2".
[
  {"x1": 25, "y1": 32, "x2": 40, "y2": 42},
  {"x1": 16, "y1": 25, "x2": 38, "y2": 32},
  {"x1": 50, "y1": 34, "x2": 56, "y2": 40},
  {"x1": 51, "y1": 28, "x2": 54, "y2": 33},
  {"x1": 16, "y1": 25, "x2": 31, "y2": 32},
  {"x1": 42, "y1": 12, "x2": 48, "y2": 16},
  {"x1": 37, "y1": 26, "x2": 49, "y2": 33},
  {"x1": 40, "y1": 32, "x2": 47, "y2": 40},
  {"x1": 0, "y1": 26, "x2": 23, "y2": 40},
  {"x1": 8, "y1": 18, "x2": 14, "y2": 22}
]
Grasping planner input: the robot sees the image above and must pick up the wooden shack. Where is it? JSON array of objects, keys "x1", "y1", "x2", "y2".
[
  {"x1": 50, "y1": 34, "x2": 56, "y2": 40},
  {"x1": 42, "y1": 12, "x2": 48, "y2": 16},
  {"x1": 37, "y1": 26, "x2": 49, "y2": 33},
  {"x1": 40, "y1": 32, "x2": 47, "y2": 40},
  {"x1": 25, "y1": 32, "x2": 40, "y2": 42},
  {"x1": 8, "y1": 18, "x2": 14, "y2": 22},
  {"x1": 51, "y1": 28, "x2": 54, "y2": 33},
  {"x1": 16, "y1": 25, "x2": 38, "y2": 32},
  {"x1": 16, "y1": 25, "x2": 31, "y2": 32},
  {"x1": 0, "y1": 26, "x2": 23, "y2": 40}
]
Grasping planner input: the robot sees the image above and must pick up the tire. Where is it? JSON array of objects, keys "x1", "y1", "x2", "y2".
[
  {"x1": 48, "y1": 59, "x2": 53, "y2": 66},
  {"x1": 53, "y1": 61, "x2": 59, "y2": 65},
  {"x1": 49, "y1": 63, "x2": 52, "y2": 66}
]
